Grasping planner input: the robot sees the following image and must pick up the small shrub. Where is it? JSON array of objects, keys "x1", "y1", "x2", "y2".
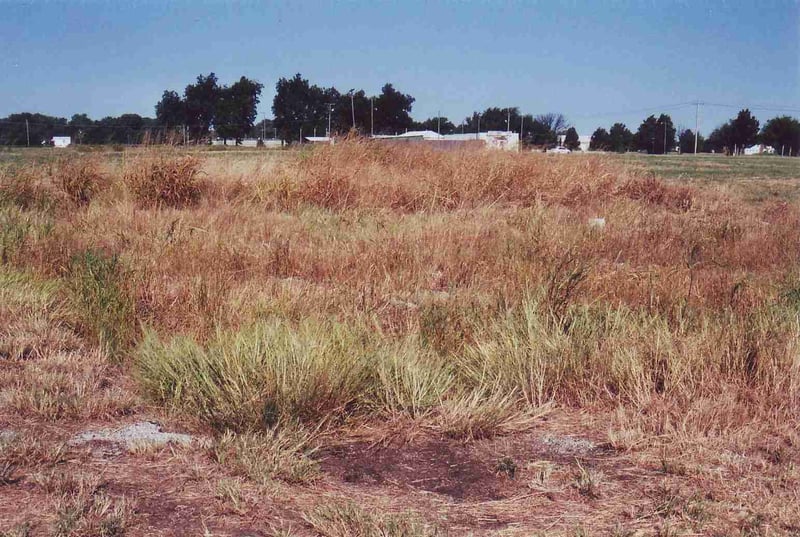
[
  {"x1": 136, "y1": 320, "x2": 374, "y2": 429},
  {"x1": 437, "y1": 388, "x2": 543, "y2": 440},
  {"x1": 210, "y1": 428, "x2": 319, "y2": 485},
  {"x1": 494, "y1": 456, "x2": 517, "y2": 478},
  {"x1": 65, "y1": 250, "x2": 134, "y2": 355},
  {"x1": 573, "y1": 459, "x2": 602, "y2": 499},
  {"x1": 373, "y1": 345, "x2": 453, "y2": 418},
  {"x1": 303, "y1": 500, "x2": 439, "y2": 537},
  {"x1": 123, "y1": 154, "x2": 204, "y2": 208}
]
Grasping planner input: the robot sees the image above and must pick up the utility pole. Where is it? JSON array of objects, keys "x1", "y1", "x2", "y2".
[
  {"x1": 507, "y1": 109, "x2": 511, "y2": 133},
  {"x1": 25, "y1": 119, "x2": 30, "y2": 147},
  {"x1": 327, "y1": 104, "x2": 334, "y2": 137},
  {"x1": 694, "y1": 102, "x2": 700, "y2": 154}
]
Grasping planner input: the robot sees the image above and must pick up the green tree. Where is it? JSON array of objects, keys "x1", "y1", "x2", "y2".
[
  {"x1": 589, "y1": 127, "x2": 610, "y2": 151},
  {"x1": 184, "y1": 73, "x2": 220, "y2": 142},
  {"x1": 760, "y1": 116, "x2": 799, "y2": 155},
  {"x1": 730, "y1": 108, "x2": 759, "y2": 149},
  {"x1": 563, "y1": 127, "x2": 580, "y2": 150},
  {"x1": 608, "y1": 123, "x2": 633, "y2": 153},
  {"x1": 373, "y1": 83, "x2": 415, "y2": 135},
  {"x1": 155, "y1": 90, "x2": 186, "y2": 128},
  {"x1": 678, "y1": 129, "x2": 704, "y2": 154},
  {"x1": 0, "y1": 113, "x2": 67, "y2": 146},
  {"x1": 214, "y1": 77, "x2": 264, "y2": 144},
  {"x1": 414, "y1": 116, "x2": 456, "y2": 134},
  {"x1": 272, "y1": 74, "x2": 327, "y2": 143},
  {"x1": 634, "y1": 114, "x2": 675, "y2": 154}
]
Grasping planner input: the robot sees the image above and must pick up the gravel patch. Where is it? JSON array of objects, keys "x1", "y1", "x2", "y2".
[
  {"x1": 70, "y1": 421, "x2": 193, "y2": 449},
  {"x1": 541, "y1": 434, "x2": 596, "y2": 456},
  {"x1": 0, "y1": 430, "x2": 17, "y2": 444}
]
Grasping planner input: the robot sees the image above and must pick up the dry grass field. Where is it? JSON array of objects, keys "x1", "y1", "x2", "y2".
[{"x1": 1, "y1": 143, "x2": 799, "y2": 536}]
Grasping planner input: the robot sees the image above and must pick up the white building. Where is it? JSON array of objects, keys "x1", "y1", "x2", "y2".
[
  {"x1": 743, "y1": 144, "x2": 775, "y2": 155},
  {"x1": 51, "y1": 136, "x2": 71, "y2": 148},
  {"x1": 373, "y1": 130, "x2": 520, "y2": 151},
  {"x1": 557, "y1": 134, "x2": 591, "y2": 152}
]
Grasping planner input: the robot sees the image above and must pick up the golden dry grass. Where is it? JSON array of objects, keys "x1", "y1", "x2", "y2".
[{"x1": 1, "y1": 141, "x2": 799, "y2": 535}]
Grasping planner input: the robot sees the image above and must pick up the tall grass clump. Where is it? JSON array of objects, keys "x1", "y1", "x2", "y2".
[
  {"x1": 135, "y1": 320, "x2": 375, "y2": 430},
  {"x1": 123, "y1": 154, "x2": 204, "y2": 208},
  {"x1": 0, "y1": 165, "x2": 53, "y2": 211},
  {"x1": 65, "y1": 250, "x2": 134, "y2": 356},
  {"x1": 53, "y1": 157, "x2": 104, "y2": 206}
]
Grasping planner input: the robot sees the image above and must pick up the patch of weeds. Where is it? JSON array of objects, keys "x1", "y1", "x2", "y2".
[
  {"x1": 526, "y1": 460, "x2": 555, "y2": 491},
  {"x1": 303, "y1": 500, "x2": 440, "y2": 537},
  {"x1": 0, "y1": 433, "x2": 67, "y2": 469},
  {"x1": 739, "y1": 512, "x2": 768, "y2": 537},
  {"x1": 659, "y1": 447, "x2": 688, "y2": 476},
  {"x1": 0, "y1": 461, "x2": 18, "y2": 485},
  {"x1": 651, "y1": 482, "x2": 683, "y2": 518},
  {"x1": 573, "y1": 459, "x2": 602, "y2": 499},
  {"x1": 48, "y1": 473, "x2": 132, "y2": 537},
  {"x1": 66, "y1": 249, "x2": 134, "y2": 356},
  {"x1": 655, "y1": 522, "x2": 681, "y2": 537},
  {"x1": 684, "y1": 493, "x2": 708, "y2": 522},
  {"x1": 374, "y1": 346, "x2": 453, "y2": 419},
  {"x1": 0, "y1": 523, "x2": 31, "y2": 537},
  {"x1": 494, "y1": 456, "x2": 517, "y2": 479},
  {"x1": 210, "y1": 427, "x2": 319, "y2": 485},
  {"x1": 610, "y1": 524, "x2": 637, "y2": 537},
  {"x1": 437, "y1": 388, "x2": 543, "y2": 440},
  {"x1": 215, "y1": 478, "x2": 245, "y2": 513}
]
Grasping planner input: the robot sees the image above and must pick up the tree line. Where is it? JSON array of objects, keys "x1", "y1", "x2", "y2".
[
  {"x1": 1, "y1": 71, "x2": 797, "y2": 154},
  {"x1": 589, "y1": 109, "x2": 800, "y2": 155}
]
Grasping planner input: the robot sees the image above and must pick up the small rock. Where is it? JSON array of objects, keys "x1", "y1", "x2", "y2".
[
  {"x1": 69, "y1": 421, "x2": 193, "y2": 449},
  {"x1": 541, "y1": 434, "x2": 596, "y2": 456},
  {"x1": 588, "y1": 217, "x2": 606, "y2": 229}
]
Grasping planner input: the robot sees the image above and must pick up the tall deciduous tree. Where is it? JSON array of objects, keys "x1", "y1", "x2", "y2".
[
  {"x1": 272, "y1": 74, "x2": 327, "y2": 143},
  {"x1": 730, "y1": 109, "x2": 759, "y2": 149},
  {"x1": 215, "y1": 77, "x2": 264, "y2": 144},
  {"x1": 589, "y1": 127, "x2": 610, "y2": 151},
  {"x1": 678, "y1": 129, "x2": 704, "y2": 154},
  {"x1": 155, "y1": 90, "x2": 186, "y2": 127},
  {"x1": 760, "y1": 116, "x2": 800, "y2": 155},
  {"x1": 184, "y1": 73, "x2": 220, "y2": 142},
  {"x1": 373, "y1": 83, "x2": 415, "y2": 135},
  {"x1": 414, "y1": 116, "x2": 456, "y2": 134},
  {"x1": 608, "y1": 123, "x2": 633, "y2": 153},
  {"x1": 634, "y1": 114, "x2": 676, "y2": 154},
  {"x1": 563, "y1": 127, "x2": 580, "y2": 150}
]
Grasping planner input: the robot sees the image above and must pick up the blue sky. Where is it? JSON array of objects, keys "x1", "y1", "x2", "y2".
[{"x1": 1, "y1": 0, "x2": 798, "y2": 135}]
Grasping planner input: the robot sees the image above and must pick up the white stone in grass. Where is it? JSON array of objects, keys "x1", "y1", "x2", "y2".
[
  {"x1": 69, "y1": 421, "x2": 193, "y2": 449},
  {"x1": 588, "y1": 217, "x2": 606, "y2": 229}
]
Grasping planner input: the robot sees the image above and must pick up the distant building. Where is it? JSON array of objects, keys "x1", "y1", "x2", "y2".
[
  {"x1": 212, "y1": 138, "x2": 261, "y2": 147},
  {"x1": 373, "y1": 130, "x2": 519, "y2": 151},
  {"x1": 557, "y1": 134, "x2": 591, "y2": 152},
  {"x1": 304, "y1": 136, "x2": 333, "y2": 144},
  {"x1": 51, "y1": 136, "x2": 71, "y2": 148},
  {"x1": 743, "y1": 144, "x2": 775, "y2": 155}
]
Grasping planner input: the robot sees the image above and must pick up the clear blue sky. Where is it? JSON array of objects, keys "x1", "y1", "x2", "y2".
[{"x1": 1, "y1": 0, "x2": 798, "y2": 135}]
